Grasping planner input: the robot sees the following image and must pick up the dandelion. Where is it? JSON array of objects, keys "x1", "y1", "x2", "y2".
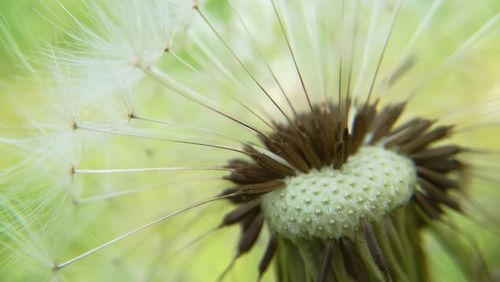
[{"x1": 1, "y1": 0, "x2": 499, "y2": 281}]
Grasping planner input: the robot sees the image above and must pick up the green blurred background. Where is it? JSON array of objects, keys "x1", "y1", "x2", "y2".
[{"x1": 1, "y1": 0, "x2": 499, "y2": 281}]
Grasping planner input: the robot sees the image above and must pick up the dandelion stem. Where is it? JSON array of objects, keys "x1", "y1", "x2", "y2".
[{"x1": 317, "y1": 240, "x2": 335, "y2": 282}]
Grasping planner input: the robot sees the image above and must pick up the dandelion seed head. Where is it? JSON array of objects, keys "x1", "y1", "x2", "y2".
[{"x1": 262, "y1": 146, "x2": 416, "y2": 240}]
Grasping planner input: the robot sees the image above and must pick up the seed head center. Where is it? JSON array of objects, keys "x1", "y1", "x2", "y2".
[{"x1": 261, "y1": 146, "x2": 416, "y2": 240}]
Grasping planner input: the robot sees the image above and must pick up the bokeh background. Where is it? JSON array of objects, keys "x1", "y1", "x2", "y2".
[{"x1": 1, "y1": 0, "x2": 499, "y2": 281}]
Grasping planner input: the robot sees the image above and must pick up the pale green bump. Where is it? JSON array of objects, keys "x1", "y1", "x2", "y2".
[{"x1": 261, "y1": 146, "x2": 416, "y2": 241}]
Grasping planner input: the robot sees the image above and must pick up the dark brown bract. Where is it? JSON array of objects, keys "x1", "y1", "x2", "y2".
[{"x1": 218, "y1": 101, "x2": 464, "y2": 281}]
